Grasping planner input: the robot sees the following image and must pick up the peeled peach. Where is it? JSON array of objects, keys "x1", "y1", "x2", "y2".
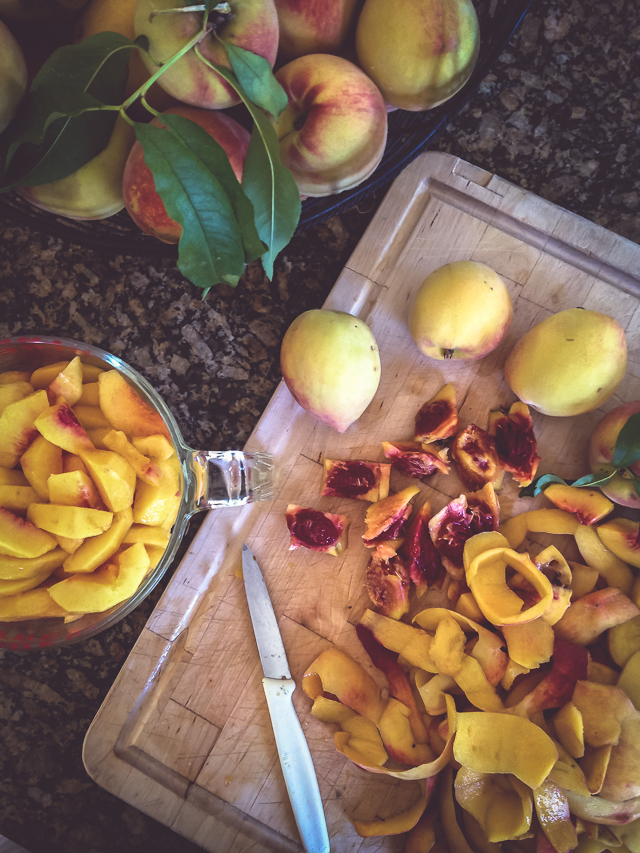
[
  {"x1": 280, "y1": 309, "x2": 381, "y2": 432},
  {"x1": 505, "y1": 308, "x2": 627, "y2": 416},
  {"x1": 409, "y1": 261, "x2": 512, "y2": 360},
  {"x1": 355, "y1": 0, "x2": 480, "y2": 111},
  {"x1": 588, "y1": 401, "x2": 640, "y2": 508}
]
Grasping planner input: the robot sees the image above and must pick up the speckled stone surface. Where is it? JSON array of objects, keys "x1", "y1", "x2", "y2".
[{"x1": 0, "y1": 1, "x2": 638, "y2": 851}]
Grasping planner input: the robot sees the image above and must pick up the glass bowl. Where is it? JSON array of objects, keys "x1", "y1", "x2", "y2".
[{"x1": 0, "y1": 335, "x2": 274, "y2": 650}]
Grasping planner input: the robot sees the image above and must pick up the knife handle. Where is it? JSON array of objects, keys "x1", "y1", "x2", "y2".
[{"x1": 262, "y1": 678, "x2": 330, "y2": 853}]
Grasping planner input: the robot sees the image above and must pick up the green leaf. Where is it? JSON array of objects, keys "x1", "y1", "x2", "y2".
[
  {"x1": 570, "y1": 471, "x2": 617, "y2": 488},
  {"x1": 633, "y1": 477, "x2": 640, "y2": 499},
  {"x1": 613, "y1": 412, "x2": 640, "y2": 470},
  {"x1": 134, "y1": 115, "x2": 265, "y2": 292},
  {"x1": 223, "y1": 42, "x2": 288, "y2": 119},
  {"x1": 1, "y1": 32, "x2": 134, "y2": 189},
  {"x1": 194, "y1": 54, "x2": 300, "y2": 279},
  {"x1": 242, "y1": 110, "x2": 301, "y2": 279}
]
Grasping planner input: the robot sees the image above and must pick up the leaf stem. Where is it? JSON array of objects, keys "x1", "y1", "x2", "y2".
[{"x1": 121, "y1": 23, "x2": 212, "y2": 112}]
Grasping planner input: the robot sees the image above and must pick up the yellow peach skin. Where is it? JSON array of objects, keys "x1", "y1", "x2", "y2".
[
  {"x1": 356, "y1": 0, "x2": 480, "y2": 111},
  {"x1": 409, "y1": 261, "x2": 513, "y2": 360},
  {"x1": 504, "y1": 308, "x2": 627, "y2": 417}
]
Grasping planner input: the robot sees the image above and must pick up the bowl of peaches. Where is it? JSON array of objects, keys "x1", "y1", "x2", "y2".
[{"x1": 0, "y1": 336, "x2": 274, "y2": 650}]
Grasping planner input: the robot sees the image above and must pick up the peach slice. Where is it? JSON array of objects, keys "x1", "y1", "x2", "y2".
[
  {"x1": 0, "y1": 380, "x2": 34, "y2": 416},
  {"x1": 20, "y1": 435, "x2": 63, "y2": 501},
  {"x1": 62, "y1": 454, "x2": 88, "y2": 475},
  {"x1": 414, "y1": 383, "x2": 458, "y2": 444},
  {"x1": 121, "y1": 524, "x2": 169, "y2": 548},
  {"x1": 0, "y1": 468, "x2": 28, "y2": 486},
  {"x1": 30, "y1": 362, "x2": 103, "y2": 389},
  {"x1": 0, "y1": 568, "x2": 57, "y2": 597},
  {"x1": 0, "y1": 587, "x2": 68, "y2": 621},
  {"x1": 80, "y1": 449, "x2": 136, "y2": 513},
  {"x1": 61, "y1": 508, "x2": 133, "y2": 574},
  {"x1": 98, "y1": 370, "x2": 170, "y2": 439},
  {"x1": 553, "y1": 701, "x2": 585, "y2": 759},
  {"x1": 543, "y1": 483, "x2": 614, "y2": 525},
  {"x1": 608, "y1": 615, "x2": 640, "y2": 667},
  {"x1": 574, "y1": 522, "x2": 634, "y2": 593},
  {"x1": 131, "y1": 434, "x2": 175, "y2": 460},
  {"x1": 47, "y1": 470, "x2": 103, "y2": 509},
  {"x1": 554, "y1": 587, "x2": 640, "y2": 646},
  {"x1": 0, "y1": 485, "x2": 39, "y2": 514},
  {"x1": 102, "y1": 430, "x2": 162, "y2": 486},
  {"x1": 132, "y1": 456, "x2": 181, "y2": 526},
  {"x1": 72, "y1": 405, "x2": 111, "y2": 429},
  {"x1": 55, "y1": 535, "x2": 84, "y2": 554},
  {"x1": 597, "y1": 518, "x2": 640, "y2": 569},
  {"x1": 77, "y1": 382, "x2": 100, "y2": 406},
  {"x1": 617, "y1": 650, "x2": 640, "y2": 710},
  {"x1": 34, "y1": 403, "x2": 95, "y2": 455},
  {"x1": 49, "y1": 542, "x2": 150, "y2": 613},
  {"x1": 86, "y1": 427, "x2": 112, "y2": 449},
  {"x1": 0, "y1": 371, "x2": 31, "y2": 385},
  {"x1": 453, "y1": 711, "x2": 558, "y2": 789},
  {"x1": 0, "y1": 506, "x2": 57, "y2": 558},
  {"x1": 0, "y1": 389, "x2": 50, "y2": 469},
  {"x1": 0, "y1": 546, "x2": 67, "y2": 581},
  {"x1": 47, "y1": 356, "x2": 83, "y2": 406},
  {"x1": 145, "y1": 544, "x2": 166, "y2": 569},
  {"x1": 26, "y1": 504, "x2": 113, "y2": 539}
]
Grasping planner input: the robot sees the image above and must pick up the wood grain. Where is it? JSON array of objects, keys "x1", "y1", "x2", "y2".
[{"x1": 83, "y1": 152, "x2": 640, "y2": 853}]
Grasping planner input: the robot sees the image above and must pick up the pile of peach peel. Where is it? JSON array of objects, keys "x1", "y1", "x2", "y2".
[
  {"x1": 285, "y1": 384, "x2": 640, "y2": 850},
  {"x1": 0, "y1": 357, "x2": 182, "y2": 623}
]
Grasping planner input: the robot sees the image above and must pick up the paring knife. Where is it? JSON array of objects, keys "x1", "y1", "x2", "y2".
[{"x1": 242, "y1": 543, "x2": 330, "y2": 853}]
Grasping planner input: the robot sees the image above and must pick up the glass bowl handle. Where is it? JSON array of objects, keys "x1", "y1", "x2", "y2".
[{"x1": 187, "y1": 450, "x2": 275, "y2": 510}]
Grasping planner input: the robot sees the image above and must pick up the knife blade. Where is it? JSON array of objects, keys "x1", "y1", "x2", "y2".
[{"x1": 242, "y1": 543, "x2": 330, "y2": 853}]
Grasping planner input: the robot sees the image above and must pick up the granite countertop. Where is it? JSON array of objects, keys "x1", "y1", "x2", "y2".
[{"x1": 0, "y1": 1, "x2": 639, "y2": 851}]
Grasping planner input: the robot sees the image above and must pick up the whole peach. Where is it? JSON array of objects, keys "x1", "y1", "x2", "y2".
[
  {"x1": 589, "y1": 401, "x2": 640, "y2": 509},
  {"x1": 122, "y1": 106, "x2": 250, "y2": 244},
  {"x1": 272, "y1": 54, "x2": 388, "y2": 198},
  {"x1": 0, "y1": 19, "x2": 27, "y2": 134},
  {"x1": 134, "y1": 0, "x2": 279, "y2": 110},
  {"x1": 409, "y1": 261, "x2": 513, "y2": 360},
  {"x1": 274, "y1": 0, "x2": 360, "y2": 61},
  {"x1": 355, "y1": 0, "x2": 480, "y2": 111}
]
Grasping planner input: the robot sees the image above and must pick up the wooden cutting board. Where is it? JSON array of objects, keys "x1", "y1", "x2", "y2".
[{"x1": 83, "y1": 152, "x2": 640, "y2": 853}]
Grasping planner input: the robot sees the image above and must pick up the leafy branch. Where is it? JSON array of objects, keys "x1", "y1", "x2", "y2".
[
  {"x1": 520, "y1": 412, "x2": 640, "y2": 499},
  {"x1": 0, "y1": 1, "x2": 301, "y2": 293}
]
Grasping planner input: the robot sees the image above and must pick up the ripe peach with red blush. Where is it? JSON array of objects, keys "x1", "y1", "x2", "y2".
[
  {"x1": 272, "y1": 53, "x2": 388, "y2": 198},
  {"x1": 589, "y1": 401, "x2": 640, "y2": 509},
  {"x1": 122, "y1": 105, "x2": 251, "y2": 244}
]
